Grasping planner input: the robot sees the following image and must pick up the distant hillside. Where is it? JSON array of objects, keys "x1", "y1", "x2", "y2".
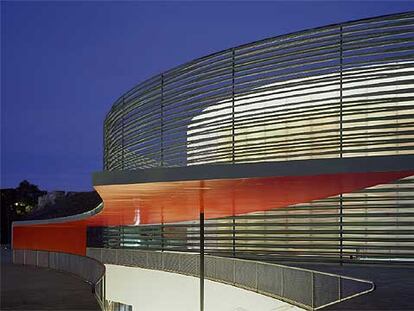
[
  {"x1": 22, "y1": 191, "x2": 102, "y2": 220},
  {"x1": 1, "y1": 181, "x2": 103, "y2": 244}
]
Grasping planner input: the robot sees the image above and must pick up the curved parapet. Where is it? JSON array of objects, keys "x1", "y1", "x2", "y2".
[
  {"x1": 11, "y1": 249, "x2": 132, "y2": 311},
  {"x1": 12, "y1": 203, "x2": 104, "y2": 255},
  {"x1": 13, "y1": 249, "x2": 106, "y2": 309},
  {"x1": 88, "y1": 247, "x2": 375, "y2": 310}
]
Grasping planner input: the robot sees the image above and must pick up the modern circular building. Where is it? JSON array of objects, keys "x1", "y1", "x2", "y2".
[
  {"x1": 104, "y1": 13, "x2": 413, "y2": 170},
  {"x1": 12, "y1": 11, "x2": 414, "y2": 311},
  {"x1": 92, "y1": 11, "x2": 414, "y2": 263}
]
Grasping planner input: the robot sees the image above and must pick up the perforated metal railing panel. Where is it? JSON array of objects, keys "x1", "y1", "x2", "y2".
[
  {"x1": 104, "y1": 12, "x2": 414, "y2": 170},
  {"x1": 13, "y1": 249, "x2": 106, "y2": 310},
  {"x1": 88, "y1": 248, "x2": 374, "y2": 310}
]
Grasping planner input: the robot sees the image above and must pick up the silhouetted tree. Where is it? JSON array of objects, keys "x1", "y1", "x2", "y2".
[
  {"x1": 17, "y1": 180, "x2": 40, "y2": 193},
  {"x1": 0, "y1": 180, "x2": 45, "y2": 244}
]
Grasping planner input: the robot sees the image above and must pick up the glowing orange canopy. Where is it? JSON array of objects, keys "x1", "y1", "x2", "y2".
[
  {"x1": 91, "y1": 170, "x2": 414, "y2": 225},
  {"x1": 12, "y1": 170, "x2": 414, "y2": 256}
]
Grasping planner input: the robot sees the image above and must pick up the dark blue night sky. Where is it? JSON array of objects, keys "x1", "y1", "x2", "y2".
[{"x1": 2, "y1": 1, "x2": 414, "y2": 191}]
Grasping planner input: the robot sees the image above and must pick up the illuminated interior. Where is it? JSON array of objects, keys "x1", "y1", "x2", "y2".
[{"x1": 188, "y1": 62, "x2": 414, "y2": 164}]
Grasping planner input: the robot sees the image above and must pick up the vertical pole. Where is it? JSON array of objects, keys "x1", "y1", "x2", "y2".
[
  {"x1": 199, "y1": 181, "x2": 205, "y2": 311},
  {"x1": 340, "y1": 194, "x2": 343, "y2": 266},
  {"x1": 339, "y1": 28, "x2": 343, "y2": 157},
  {"x1": 103, "y1": 122, "x2": 106, "y2": 170},
  {"x1": 118, "y1": 226, "x2": 122, "y2": 249},
  {"x1": 231, "y1": 48, "x2": 235, "y2": 163},
  {"x1": 161, "y1": 222, "x2": 164, "y2": 252},
  {"x1": 200, "y1": 212, "x2": 204, "y2": 311},
  {"x1": 232, "y1": 188, "x2": 236, "y2": 257},
  {"x1": 339, "y1": 26, "x2": 344, "y2": 266},
  {"x1": 121, "y1": 96, "x2": 125, "y2": 170},
  {"x1": 160, "y1": 74, "x2": 164, "y2": 167},
  {"x1": 232, "y1": 218, "x2": 236, "y2": 257},
  {"x1": 160, "y1": 203, "x2": 165, "y2": 252}
]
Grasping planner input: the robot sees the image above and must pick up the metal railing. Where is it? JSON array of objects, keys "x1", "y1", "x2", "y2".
[
  {"x1": 13, "y1": 249, "x2": 106, "y2": 310},
  {"x1": 12, "y1": 249, "x2": 134, "y2": 311},
  {"x1": 106, "y1": 301, "x2": 133, "y2": 311},
  {"x1": 87, "y1": 247, "x2": 375, "y2": 310}
]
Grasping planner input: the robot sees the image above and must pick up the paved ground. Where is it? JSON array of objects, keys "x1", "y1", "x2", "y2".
[
  {"x1": 290, "y1": 262, "x2": 414, "y2": 310},
  {"x1": 1, "y1": 248, "x2": 100, "y2": 310}
]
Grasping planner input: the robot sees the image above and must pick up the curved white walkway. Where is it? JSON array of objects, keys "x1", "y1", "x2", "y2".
[{"x1": 105, "y1": 264, "x2": 303, "y2": 311}]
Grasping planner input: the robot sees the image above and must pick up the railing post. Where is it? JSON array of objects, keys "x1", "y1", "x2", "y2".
[
  {"x1": 311, "y1": 272, "x2": 315, "y2": 309},
  {"x1": 232, "y1": 260, "x2": 236, "y2": 284},
  {"x1": 102, "y1": 273, "x2": 106, "y2": 303},
  {"x1": 338, "y1": 276, "x2": 342, "y2": 301},
  {"x1": 255, "y1": 262, "x2": 258, "y2": 291}
]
